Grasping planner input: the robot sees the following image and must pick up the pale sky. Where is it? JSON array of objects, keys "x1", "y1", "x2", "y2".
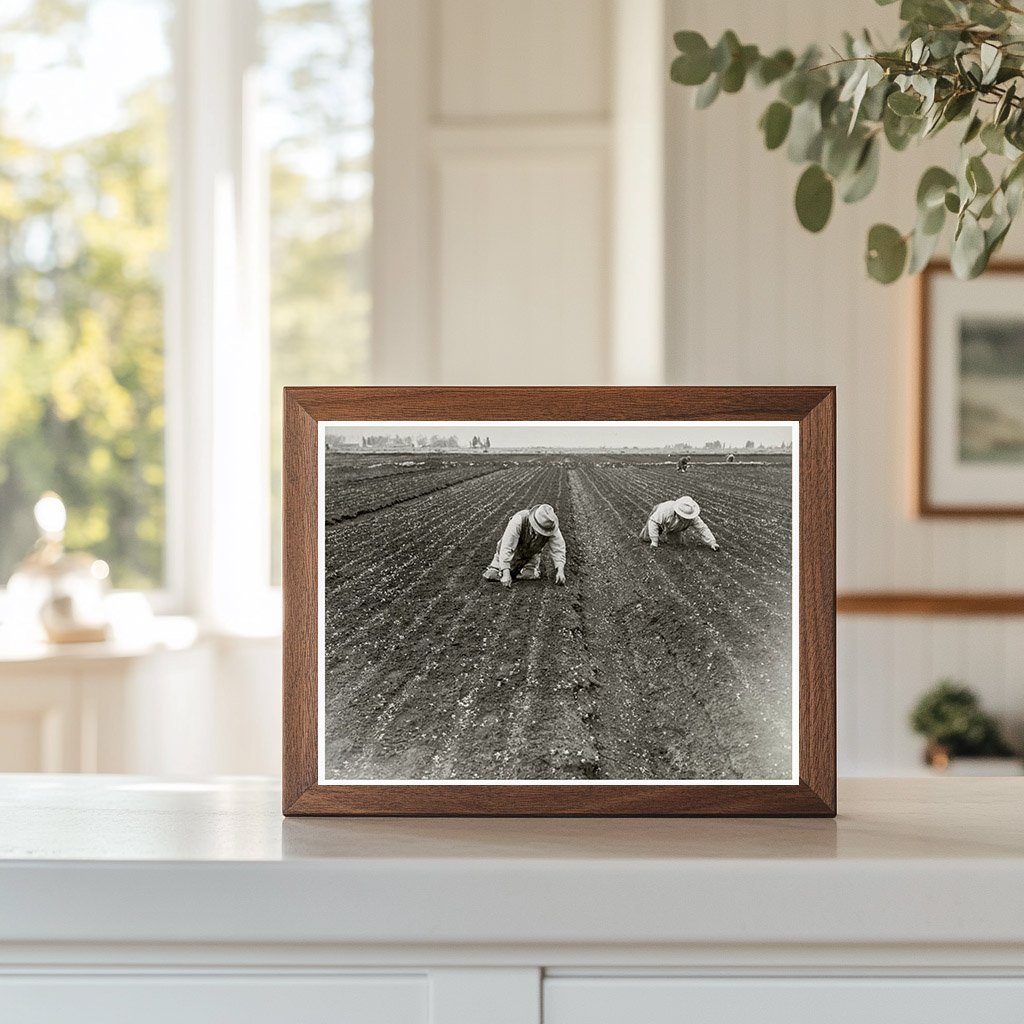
[{"x1": 325, "y1": 421, "x2": 795, "y2": 450}]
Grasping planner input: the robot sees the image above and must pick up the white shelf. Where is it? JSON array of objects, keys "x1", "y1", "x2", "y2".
[
  {"x1": 3, "y1": 775, "x2": 1022, "y2": 1020},
  {"x1": 1, "y1": 776, "x2": 1023, "y2": 952}
]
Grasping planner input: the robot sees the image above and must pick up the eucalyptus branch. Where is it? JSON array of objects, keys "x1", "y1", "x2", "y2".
[{"x1": 670, "y1": 0, "x2": 1024, "y2": 283}]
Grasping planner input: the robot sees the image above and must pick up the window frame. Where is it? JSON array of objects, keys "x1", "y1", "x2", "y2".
[{"x1": 167, "y1": 0, "x2": 280, "y2": 633}]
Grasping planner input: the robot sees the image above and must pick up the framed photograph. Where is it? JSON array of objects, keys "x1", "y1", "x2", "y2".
[
  {"x1": 283, "y1": 387, "x2": 835, "y2": 816},
  {"x1": 918, "y1": 261, "x2": 1024, "y2": 516}
]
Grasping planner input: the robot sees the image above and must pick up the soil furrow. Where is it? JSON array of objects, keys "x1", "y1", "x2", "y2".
[
  {"x1": 325, "y1": 462, "x2": 582, "y2": 780},
  {"x1": 583, "y1": 466, "x2": 791, "y2": 778},
  {"x1": 570, "y1": 468, "x2": 742, "y2": 779}
]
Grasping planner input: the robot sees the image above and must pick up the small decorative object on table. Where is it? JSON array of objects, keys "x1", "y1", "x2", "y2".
[
  {"x1": 5, "y1": 492, "x2": 111, "y2": 644},
  {"x1": 282, "y1": 386, "x2": 836, "y2": 817},
  {"x1": 910, "y1": 679, "x2": 1021, "y2": 774}
]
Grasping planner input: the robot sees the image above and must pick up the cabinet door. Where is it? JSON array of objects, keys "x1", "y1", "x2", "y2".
[
  {"x1": 0, "y1": 974, "x2": 428, "y2": 1024},
  {"x1": 544, "y1": 977, "x2": 1024, "y2": 1024}
]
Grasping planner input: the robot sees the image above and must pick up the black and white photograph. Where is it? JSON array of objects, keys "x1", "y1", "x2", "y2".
[{"x1": 318, "y1": 420, "x2": 798, "y2": 785}]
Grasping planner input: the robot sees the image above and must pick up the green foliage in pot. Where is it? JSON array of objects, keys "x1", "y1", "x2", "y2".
[
  {"x1": 670, "y1": 0, "x2": 1024, "y2": 283},
  {"x1": 909, "y1": 680, "x2": 1015, "y2": 757}
]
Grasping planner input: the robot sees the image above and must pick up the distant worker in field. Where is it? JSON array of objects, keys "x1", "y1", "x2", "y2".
[
  {"x1": 677, "y1": 455, "x2": 690, "y2": 473},
  {"x1": 726, "y1": 453, "x2": 735, "y2": 463},
  {"x1": 641, "y1": 496, "x2": 720, "y2": 552},
  {"x1": 482, "y1": 503, "x2": 566, "y2": 588}
]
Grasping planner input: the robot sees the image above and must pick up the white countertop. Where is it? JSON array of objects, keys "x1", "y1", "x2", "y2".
[{"x1": 2, "y1": 775, "x2": 1022, "y2": 951}]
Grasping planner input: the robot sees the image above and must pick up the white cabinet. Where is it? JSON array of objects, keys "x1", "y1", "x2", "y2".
[
  {"x1": 2, "y1": 777, "x2": 1022, "y2": 1024},
  {"x1": 544, "y1": 977, "x2": 1024, "y2": 1024},
  {"x1": 1, "y1": 975, "x2": 428, "y2": 1024}
]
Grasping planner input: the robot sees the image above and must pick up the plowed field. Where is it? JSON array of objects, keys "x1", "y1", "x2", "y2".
[{"x1": 322, "y1": 452, "x2": 794, "y2": 781}]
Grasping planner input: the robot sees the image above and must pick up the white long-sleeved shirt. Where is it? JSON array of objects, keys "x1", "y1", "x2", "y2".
[
  {"x1": 646, "y1": 500, "x2": 717, "y2": 548},
  {"x1": 491, "y1": 509, "x2": 566, "y2": 571}
]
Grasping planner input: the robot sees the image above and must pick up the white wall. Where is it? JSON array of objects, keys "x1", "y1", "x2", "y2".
[
  {"x1": 373, "y1": 0, "x2": 671, "y2": 387},
  {"x1": 374, "y1": 0, "x2": 615, "y2": 385},
  {"x1": 664, "y1": 0, "x2": 1024, "y2": 772}
]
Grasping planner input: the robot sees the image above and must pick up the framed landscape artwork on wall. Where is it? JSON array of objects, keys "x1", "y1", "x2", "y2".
[
  {"x1": 282, "y1": 387, "x2": 835, "y2": 816},
  {"x1": 918, "y1": 262, "x2": 1024, "y2": 517}
]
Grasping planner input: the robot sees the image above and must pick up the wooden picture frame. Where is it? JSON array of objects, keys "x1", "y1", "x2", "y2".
[
  {"x1": 917, "y1": 261, "x2": 1024, "y2": 517},
  {"x1": 283, "y1": 387, "x2": 836, "y2": 816}
]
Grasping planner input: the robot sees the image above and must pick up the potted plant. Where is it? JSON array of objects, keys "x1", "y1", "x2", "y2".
[
  {"x1": 909, "y1": 680, "x2": 1019, "y2": 772},
  {"x1": 669, "y1": 0, "x2": 1024, "y2": 283}
]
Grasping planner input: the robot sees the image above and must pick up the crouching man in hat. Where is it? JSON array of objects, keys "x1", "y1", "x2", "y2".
[
  {"x1": 483, "y1": 503, "x2": 566, "y2": 589},
  {"x1": 640, "y1": 496, "x2": 720, "y2": 552}
]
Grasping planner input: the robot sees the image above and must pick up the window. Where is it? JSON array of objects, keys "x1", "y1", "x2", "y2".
[
  {"x1": 0, "y1": 0, "x2": 373, "y2": 618},
  {"x1": 262, "y1": 0, "x2": 373, "y2": 581},
  {"x1": 0, "y1": 0, "x2": 172, "y2": 589}
]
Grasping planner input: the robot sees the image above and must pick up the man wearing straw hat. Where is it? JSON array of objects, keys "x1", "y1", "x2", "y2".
[
  {"x1": 640, "y1": 496, "x2": 720, "y2": 551},
  {"x1": 482, "y1": 503, "x2": 566, "y2": 589}
]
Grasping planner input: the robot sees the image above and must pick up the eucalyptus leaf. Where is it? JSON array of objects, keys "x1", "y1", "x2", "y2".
[
  {"x1": 917, "y1": 166, "x2": 957, "y2": 210},
  {"x1": 721, "y1": 44, "x2": 759, "y2": 93},
  {"x1": 903, "y1": 0, "x2": 958, "y2": 28},
  {"x1": 710, "y1": 31, "x2": 740, "y2": 73},
  {"x1": 694, "y1": 73, "x2": 721, "y2": 109},
  {"x1": 908, "y1": 221, "x2": 943, "y2": 273},
  {"x1": 951, "y1": 211, "x2": 987, "y2": 278},
  {"x1": 822, "y1": 128, "x2": 864, "y2": 178},
  {"x1": 987, "y1": 210, "x2": 1013, "y2": 258},
  {"x1": 787, "y1": 100, "x2": 823, "y2": 162},
  {"x1": 942, "y1": 92, "x2": 974, "y2": 122},
  {"x1": 913, "y1": 75, "x2": 937, "y2": 111},
  {"x1": 970, "y1": 2, "x2": 1009, "y2": 29},
  {"x1": 1002, "y1": 158, "x2": 1024, "y2": 217},
  {"x1": 888, "y1": 90, "x2": 921, "y2": 115},
  {"x1": 1006, "y1": 172, "x2": 1024, "y2": 218},
  {"x1": 779, "y1": 73, "x2": 807, "y2": 106},
  {"x1": 962, "y1": 115, "x2": 983, "y2": 145},
  {"x1": 842, "y1": 137, "x2": 880, "y2": 203},
  {"x1": 920, "y1": 199, "x2": 946, "y2": 235},
  {"x1": 995, "y1": 82, "x2": 1017, "y2": 124},
  {"x1": 754, "y1": 49, "x2": 795, "y2": 87},
  {"x1": 958, "y1": 157, "x2": 979, "y2": 208},
  {"x1": 922, "y1": 103, "x2": 946, "y2": 137},
  {"x1": 884, "y1": 106, "x2": 922, "y2": 150},
  {"x1": 980, "y1": 42, "x2": 1002, "y2": 86},
  {"x1": 671, "y1": 49, "x2": 712, "y2": 87},
  {"x1": 760, "y1": 101, "x2": 793, "y2": 150},
  {"x1": 927, "y1": 30, "x2": 963, "y2": 60},
  {"x1": 981, "y1": 121, "x2": 1005, "y2": 155},
  {"x1": 795, "y1": 164, "x2": 834, "y2": 232},
  {"x1": 820, "y1": 85, "x2": 841, "y2": 126},
  {"x1": 866, "y1": 223, "x2": 908, "y2": 283},
  {"x1": 861, "y1": 79, "x2": 892, "y2": 122},
  {"x1": 967, "y1": 154, "x2": 995, "y2": 195}
]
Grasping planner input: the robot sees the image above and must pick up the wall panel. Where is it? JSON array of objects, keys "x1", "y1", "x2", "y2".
[
  {"x1": 665, "y1": 0, "x2": 1024, "y2": 774},
  {"x1": 436, "y1": 149, "x2": 608, "y2": 385},
  {"x1": 438, "y1": 0, "x2": 611, "y2": 120}
]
